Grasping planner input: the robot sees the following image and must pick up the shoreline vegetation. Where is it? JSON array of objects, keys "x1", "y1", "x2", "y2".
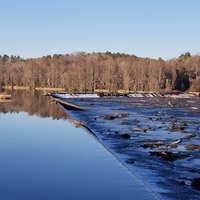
[
  {"x1": 0, "y1": 52, "x2": 200, "y2": 93},
  {"x1": 2, "y1": 86, "x2": 65, "y2": 91},
  {"x1": 2, "y1": 86, "x2": 200, "y2": 97},
  {"x1": 1, "y1": 86, "x2": 199, "y2": 106}
]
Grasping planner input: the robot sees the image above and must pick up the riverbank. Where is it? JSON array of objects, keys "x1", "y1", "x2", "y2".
[
  {"x1": 2, "y1": 86, "x2": 65, "y2": 91},
  {"x1": 2, "y1": 86, "x2": 200, "y2": 98}
]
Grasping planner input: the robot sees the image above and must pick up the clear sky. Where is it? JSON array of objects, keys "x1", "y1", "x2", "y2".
[{"x1": 0, "y1": 0, "x2": 200, "y2": 60}]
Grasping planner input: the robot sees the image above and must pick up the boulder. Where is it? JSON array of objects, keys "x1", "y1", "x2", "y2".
[
  {"x1": 185, "y1": 144, "x2": 200, "y2": 151},
  {"x1": 133, "y1": 127, "x2": 147, "y2": 132},
  {"x1": 183, "y1": 134, "x2": 196, "y2": 139},
  {"x1": 119, "y1": 133, "x2": 131, "y2": 139},
  {"x1": 141, "y1": 141, "x2": 165, "y2": 149},
  {"x1": 103, "y1": 113, "x2": 128, "y2": 120},
  {"x1": 166, "y1": 139, "x2": 182, "y2": 148},
  {"x1": 150, "y1": 151, "x2": 189, "y2": 162}
]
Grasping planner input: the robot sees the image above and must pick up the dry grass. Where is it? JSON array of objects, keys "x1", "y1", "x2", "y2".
[
  {"x1": 3, "y1": 86, "x2": 29, "y2": 90},
  {"x1": 3, "y1": 86, "x2": 65, "y2": 92},
  {"x1": 0, "y1": 99, "x2": 11, "y2": 103},
  {"x1": 0, "y1": 93, "x2": 11, "y2": 99},
  {"x1": 94, "y1": 89, "x2": 109, "y2": 93},
  {"x1": 189, "y1": 92, "x2": 200, "y2": 96}
]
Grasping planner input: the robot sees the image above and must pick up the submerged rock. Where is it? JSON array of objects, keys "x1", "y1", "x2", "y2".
[
  {"x1": 103, "y1": 113, "x2": 128, "y2": 120},
  {"x1": 141, "y1": 141, "x2": 165, "y2": 149},
  {"x1": 177, "y1": 177, "x2": 190, "y2": 186},
  {"x1": 188, "y1": 169, "x2": 200, "y2": 174},
  {"x1": 120, "y1": 121, "x2": 129, "y2": 125},
  {"x1": 116, "y1": 143, "x2": 131, "y2": 149},
  {"x1": 150, "y1": 151, "x2": 189, "y2": 162},
  {"x1": 132, "y1": 127, "x2": 148, "y2": 132},
  {"x1": 119, "y1": 132, "x2": 131, "y2": 139},
  {"x1": 125, "y1": 159, "x2": 135, "y2": 164},
  {"x1": 190, "y1": 107, "x2": 200, "y2": 113},
  {"x1": 170, "y1": 123, "x2": 187, "y2": 132},
  {"x1": 185, "y1": 144, "x2": 200, "y2": 151},
  {"x1": 191, "y1": 178, "x2": 200, "y2": 190},
  {"x1": 183, "y1": 133, "x2": 197, "y2": 139}
]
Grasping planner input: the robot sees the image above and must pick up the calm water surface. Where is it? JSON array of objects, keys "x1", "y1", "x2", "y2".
[{"x1": 0, "y1": 91, "x2": 157, "y2": 200}]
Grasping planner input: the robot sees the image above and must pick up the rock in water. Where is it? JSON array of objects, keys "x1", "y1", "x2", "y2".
[
  {"x1": 191, "y1": 178, "x2": 200, "y2": 190},
  {"x1": 185, "y1": 144, "x2": 200, "y2": 150},
  {"x1": 103, "y1": 113, "x2": 128, "y2": 120},
  {"x1": 125, "y1": 159, "x2": 135, "y2": 164},
  {"x1": 119, "y1": 133, "x2": 131, "y2": 139},
  {"x1": 141, "y1": 141, "x2": 165, "y2": 149},
  {"x1": 150, "y1": 151, "x2": 189, "y2": 162}
]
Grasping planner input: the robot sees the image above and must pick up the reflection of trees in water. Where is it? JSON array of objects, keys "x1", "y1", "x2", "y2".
[{"x1": 0, "y1": 90, "x2": 68, "y2": 120}]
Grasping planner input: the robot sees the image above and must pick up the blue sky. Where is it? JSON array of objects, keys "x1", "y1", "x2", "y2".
[{"x1": 0, "y1": 0, "x2": 200, "y2": 59}]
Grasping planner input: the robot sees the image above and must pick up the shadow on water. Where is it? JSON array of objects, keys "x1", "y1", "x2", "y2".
[{"x1": 0, "y1": 90, "x2": 68, "y2": 120}]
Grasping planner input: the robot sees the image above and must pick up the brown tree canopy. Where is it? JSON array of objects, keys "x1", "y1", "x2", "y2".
[{"x1": 0, "y1": 52, "x2": 200, "y2": 92}]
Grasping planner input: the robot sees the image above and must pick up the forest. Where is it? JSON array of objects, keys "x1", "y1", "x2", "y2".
[{"x1": 0, "y1": 52, "x2": 200, "y2": 93}]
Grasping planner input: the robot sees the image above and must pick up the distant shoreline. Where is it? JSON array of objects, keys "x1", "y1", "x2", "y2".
[
  {"x1": 2, "y1": 86, "x2": 199, "y2": 98},
  {"x1": 2, "y1": 86, "x2": 65, "y2": 91}
]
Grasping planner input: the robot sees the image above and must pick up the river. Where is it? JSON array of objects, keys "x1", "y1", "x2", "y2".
[
  {"x1": 55, "y1": 94, "x2": 200, "y2": 200},
  {"x1": 0, "y1": 90, "x2": 157, "y2": 200}
]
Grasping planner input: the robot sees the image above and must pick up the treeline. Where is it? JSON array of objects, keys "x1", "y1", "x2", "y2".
[{"x1": 0, "y1": 52, "x2": 200, "y2": 93}]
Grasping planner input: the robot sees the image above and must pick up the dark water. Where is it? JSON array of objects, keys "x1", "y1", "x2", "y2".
[{"x1": 0, "y1": 91, "x2": 157, "y2": 200}]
